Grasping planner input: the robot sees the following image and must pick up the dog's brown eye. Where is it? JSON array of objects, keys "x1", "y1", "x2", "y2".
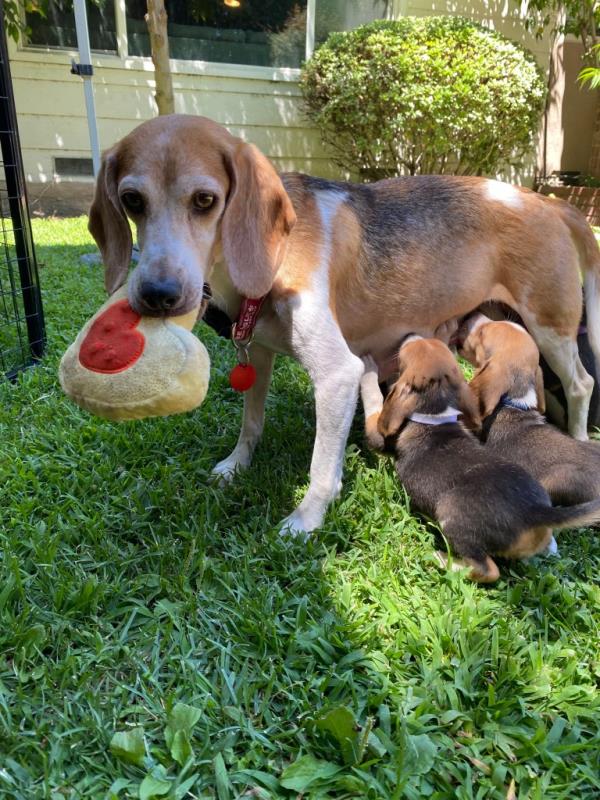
[
  {"x1": 120, "y1": 191, "x2": 145, "y2": 214},
  {"x1": 192, "y1": 192, "x2": 215, "y2": 212}
]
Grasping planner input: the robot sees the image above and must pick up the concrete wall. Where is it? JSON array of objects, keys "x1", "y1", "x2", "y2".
[{"x1": 9, "y1": 0, "x2": 554, "y2": 215}]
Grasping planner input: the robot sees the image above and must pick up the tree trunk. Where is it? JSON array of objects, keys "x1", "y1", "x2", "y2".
[{"x1": 145, "y1": 0, "x2": 174, "y2": 115}]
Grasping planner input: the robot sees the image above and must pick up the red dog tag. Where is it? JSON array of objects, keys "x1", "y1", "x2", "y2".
[
  {"x1": 229, "y1": 363, "x2": 256, "y2": 392},
  {"x1": 79, "y1": 300, "x2": 145, "y2": 373}
]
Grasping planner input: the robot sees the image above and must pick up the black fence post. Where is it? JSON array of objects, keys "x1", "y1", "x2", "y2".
[{"x1": 0, "y1": 14, "x2": 45, "y2": 379}]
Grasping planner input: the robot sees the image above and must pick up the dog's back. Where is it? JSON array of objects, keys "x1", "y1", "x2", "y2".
[
  {"x1": 482, "y1": 405, "x2": 600, "y2": 506},
  {"x1": 392, "y1": 421, "x2": 553, "y2": 557}
]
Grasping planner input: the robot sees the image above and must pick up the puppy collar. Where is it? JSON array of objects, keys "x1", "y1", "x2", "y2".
[
  {"x1": 500, "y1": 389, "x2": 537, "y2": 411},
  {"x1": 398, "y1": 332, "x2": 422, "y2": 349},
  {"x1": 409, "y1": 407, "x2": 461, "y2": 426}
]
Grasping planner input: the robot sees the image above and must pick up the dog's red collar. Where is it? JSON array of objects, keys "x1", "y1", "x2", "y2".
[
  {"x1": 229, "y1": 295, "x2": 267, "y2": 392},
  {"x1": 232, "y1": 296, "x2": 266, "y2": 343}
]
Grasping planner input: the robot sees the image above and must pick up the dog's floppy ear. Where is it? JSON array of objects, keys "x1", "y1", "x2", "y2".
[
  {"x1": 535, "y1": 365, "x2": 546, "y2": 414},
  {"x1": 377, "y1": 383, "x2": 417, "y2": 440},
  {"x1": 88, "y1": 149, "x2": 133, "y2": 294},
  {"x1": 469, "y1": 362, "x2": 507, "y2": 420},
  {"x1": 221, "y1": 143, "x2": 296, "y2": 298}
]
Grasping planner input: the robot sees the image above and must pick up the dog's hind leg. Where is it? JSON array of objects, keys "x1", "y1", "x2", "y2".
[
  {"x1": 523, "y1": 319, "x2": 593, "y2": 441},
  {"x1": 212, "y1": 344, "x2": 275, "y2": 485}
]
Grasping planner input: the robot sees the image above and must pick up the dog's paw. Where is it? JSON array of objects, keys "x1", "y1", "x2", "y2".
[
  {"x1": 211, "y1": 457, "x2": 245, "y2": 487},
  {"x1": 279, "y1": 505, "x2": 323, "y2": 539}
]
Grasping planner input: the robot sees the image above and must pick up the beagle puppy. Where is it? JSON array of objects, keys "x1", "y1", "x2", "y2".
[
  {"x1": 360, "y1": 337, "x2": 600, "y2": 582},
  {"x1": 460, "y1": 314, "x2": 600, "y2": 507},
  {"x1": 88, "y1": 114, "x2": 600, "y2": 535}
]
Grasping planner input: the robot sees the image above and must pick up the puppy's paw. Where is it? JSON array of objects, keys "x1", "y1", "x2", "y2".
[
  {"x1": 434, "y1": 550, "x2": 466, "y2": 573},
  {"x1": 360, "y1": 383, "x2": 384, "y2": 421},
  {"x1": 434, "y1": 317, "x2": 459, "y2": 346},
  {"x1": 360, "y1": 356, "x2": 383, "y2": 414},
  {"x1": 544, "y1": 535, "x2": 560, "y2": 557}
]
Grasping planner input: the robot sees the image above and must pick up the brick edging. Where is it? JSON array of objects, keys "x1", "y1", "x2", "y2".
[{"x1": 538, "y1": 184, "x2": 600, "y2": 226}]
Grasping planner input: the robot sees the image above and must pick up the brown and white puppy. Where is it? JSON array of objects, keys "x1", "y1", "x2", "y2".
[
  {"x1": 460, "y1": 314, "x2": 600, "y2": 507},
  {"x1": 360, "y1": 337, "x2": 600, "y2": 582},
  {"x1": 89, "y1": 114, "x2": 600, "y2": 535}
]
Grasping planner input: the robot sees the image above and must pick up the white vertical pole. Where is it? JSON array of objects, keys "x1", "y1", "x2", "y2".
[
  {"x1": 306, "y1": 0, "x2": 316, "y2": 60},
  {"x1": 73, "y1": 0, "x2": 101, "y2": 176},
  {"x1": 114, "y1": 0, "x2": 128, "y2": 60}
]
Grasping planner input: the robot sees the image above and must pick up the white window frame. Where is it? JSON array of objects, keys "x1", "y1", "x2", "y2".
[{"x1": 19, "y1": 0, "x2": 321, "y2": 81}]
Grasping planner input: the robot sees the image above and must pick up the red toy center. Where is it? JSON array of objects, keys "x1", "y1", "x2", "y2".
[{"x1": 79, "y1": 300, "x2": 145, "y2": 374}]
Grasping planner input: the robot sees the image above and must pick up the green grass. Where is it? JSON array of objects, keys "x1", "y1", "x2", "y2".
[{"x1": 0, "y1": 217, "x2": 599, "y2": 800}]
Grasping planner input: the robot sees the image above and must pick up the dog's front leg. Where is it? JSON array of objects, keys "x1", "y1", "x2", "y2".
[
  {"x1": 281, "y1": 337, "x2": 364, "y2": 536},
  {"x1": 212, "y1": 344, "x2": 275, "y2": 484}
]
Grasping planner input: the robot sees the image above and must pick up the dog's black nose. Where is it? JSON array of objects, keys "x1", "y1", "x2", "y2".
[{"x1": 138, "y1": 279, "x2": 182, "y2": 313}]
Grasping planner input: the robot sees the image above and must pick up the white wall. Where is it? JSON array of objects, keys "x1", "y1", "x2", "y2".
[
  {"x1": 9, "y1": 39, "x2": 341, "y2": 214},
  {"x1": 8, "y1": 0, "x2": 554, "y2": 214}
]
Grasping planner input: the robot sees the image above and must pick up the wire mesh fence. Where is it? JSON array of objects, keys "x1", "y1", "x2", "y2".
[{"x1": 0, "y1": 19, "x2": 45, "y2": 380}]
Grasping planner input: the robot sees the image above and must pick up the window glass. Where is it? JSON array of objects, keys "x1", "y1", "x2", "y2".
[
  {"x1": 26, "y1": 0, "x2": 117, "y2": 52},
  {"x1": 126, "y1": 0, "x2": 307, "y2": 67},
  {"x1": 315, "y1": 0, "x2": 390, "y2": 48}
]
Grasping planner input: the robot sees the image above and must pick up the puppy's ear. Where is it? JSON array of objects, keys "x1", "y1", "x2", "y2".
[
  {"x1": 377, "y1": 383, "x2": 417, "y2": 440},
  {"x1": 456, "y1": 380, "x2": 481, "y2": 431},
  {"x1": 469, "y1": 362, "x2": 506, "y2": 420},
  {"x1": 535, "y1": 365, "x2": 546, "y2": 414},
  {"x1": 88, "y1": 149, "x2": 133, "y2": 294},
  {"x1": 221, "y1": 143, "x2": 296, "y2": 298}
]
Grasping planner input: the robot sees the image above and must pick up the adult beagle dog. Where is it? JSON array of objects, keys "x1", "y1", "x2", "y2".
[
  {"x1": 460, "y1": 314, "x2": 600, "y2": 507},
  {"x1": 360, "y1": 338, "x2": 600, "y2": 582},
  {"x1": 88, "y1": 114, "x2": 600, "y2": 535}
]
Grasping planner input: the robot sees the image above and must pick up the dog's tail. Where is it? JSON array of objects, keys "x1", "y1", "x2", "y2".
[
  {"x1": 560, "y1": 201, "x2": 600, "y2": 370},
  {"x1": 533, "y1": 496, "x2": 600, "y2": 530}
]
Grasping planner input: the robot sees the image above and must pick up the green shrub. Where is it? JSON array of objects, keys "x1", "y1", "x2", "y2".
[{"x1": 300, "y1": 17, "x2": 547, "y2": 179}]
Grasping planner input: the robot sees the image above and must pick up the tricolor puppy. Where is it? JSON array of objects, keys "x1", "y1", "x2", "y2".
[
  {"x1": 460, "y1": 314, "x2": 600, "y2": 507},
  {"x1": 360, "y1": 337, "x2": 600, "y2": 582},
  {"x1": 89, "y1": 114, "x2": 600, "y2": 535}
]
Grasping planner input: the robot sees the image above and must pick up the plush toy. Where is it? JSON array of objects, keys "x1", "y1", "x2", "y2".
[{"x1": 59, "y1": 286, "x2": 210, "y2": 421}]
